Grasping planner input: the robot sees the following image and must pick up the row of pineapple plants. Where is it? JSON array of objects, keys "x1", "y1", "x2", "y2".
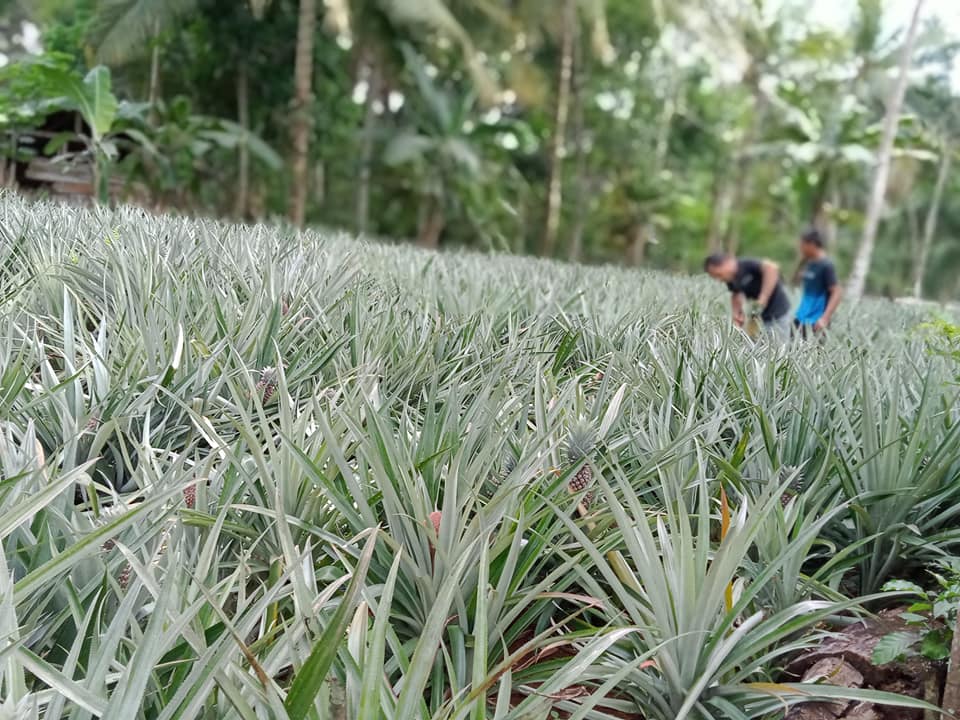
[{"x1": 0, "y1": 194, "x2": 957, "y2": 718}]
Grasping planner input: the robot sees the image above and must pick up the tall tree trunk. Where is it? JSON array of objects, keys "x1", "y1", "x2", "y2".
[
  {"x1": 356, "y1": 57, "x2": 382, "y2": 236},
  {"x1": 913, "y1": 146, "x2": 950, "y2": 298},
  {"x1": 541, "y1": 0, "x2": 577, "y2": 257},
  {"x1": 234, "y1": 58, "x2": 250, "y2": 219},
  {"x1": 943, "y1": 603, "x2": 960, "y2": 720},
  {"x1": 148, "y1": 21, "x2": 161, "y2": 125},
  {"x1": 847, "y1": 0, "x2": 926, "y2": 300},
  {"x1": 825, "y1": 185, "x2": 839, "y2": 249},
  {"x1": 567, "y1": 18, "x2": 587, "y2": 263},
  {"x1": 628, "y1": 68, "x2": 677, "y2": 266},
  {"x1": 723, "y1": 83, "x2": 767, "y2": 254},
  {"x1": 627, "y1": 223, "x2": 648, "y2": 266},
  {"x1": 707, "y1": 174, "x2": 734, "y2": 253},
  {"x1": 314, "y1": 161, "x2": 326, "y2": 206},
  {"x1": 418, "y1": 195, "x2": 446, "y2": 250},
  {"x1": 288, "y1": 0, "x2": 317, "y2": 229}
]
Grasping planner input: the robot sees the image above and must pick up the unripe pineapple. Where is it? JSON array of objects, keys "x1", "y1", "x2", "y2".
[
  {"x1": 428, "y1": 511, "x2": 442, "y2": 567},
  {"x1": 497, "y1": 453, "x2": 517, "y2": 486},
  {"x1": 183, "y1": 484, "x2": 196, "y2": 509},
  {"x1": 255, "y1": 367, "x2": 278, "y2": 404},
  {"x1": 118, "y1": 563, "x2": 132, "y2": 590},
  {"x1": 779, "y1": 465, "x2": 805, "y2": 508},
  {"x1": 566, "y1": 423, "x2": 596, "y2": 504}
]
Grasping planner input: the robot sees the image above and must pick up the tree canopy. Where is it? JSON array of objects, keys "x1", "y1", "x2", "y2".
[{"x1": 2, "y1": 0, "x2": 958, "y2": 298}]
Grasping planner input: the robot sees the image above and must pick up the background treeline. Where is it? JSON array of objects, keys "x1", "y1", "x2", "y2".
[{"x1": 1, "y1": 0, "x2": 959, "y2": 299}]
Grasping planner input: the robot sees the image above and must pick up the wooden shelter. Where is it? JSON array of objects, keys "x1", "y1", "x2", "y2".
[{"x1": 1, "y1": 110, "x2": 126, "y2": 199}]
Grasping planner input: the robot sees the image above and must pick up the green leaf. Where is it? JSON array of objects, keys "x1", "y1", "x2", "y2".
[
  {"x1": 880, "y1": 579, "x2": 926, "y2": 596},
  {"x1": 43, "y1": 65, "x2": 119, "y2": 141},
  {"x1": 358, "y1": 551, "x2": 402, "y2": 719},
  {"x1": 284, "y1": 530, "x2": 378, "y2": 720},
  {"x1": 43, "y1": 131, "x2": 75, "y2": 155},
  {"x1": 920, "y1": 629, "x2": 952, "y2": 660},
  {"x1": 216, "y1": 120, "x2": 283, "y2": 169},
  {"x1": 934, "y1": 600, "x2": 954, "y2": 619},
  {"x1": 393, "y1": 545, "x2": 477, "y2": 719},
  {"x1": 81, "y1": 66, "x2": 119, "y2": 138},
  {"x1": 871, "y1": 632, "x2": 918, "y2": 665},
  {"x1": 383, "y1": 132, "x2": 434, "y2": 167},
  {"x1": 15, "y1": 647, "x2": 108, "y2": 716}
]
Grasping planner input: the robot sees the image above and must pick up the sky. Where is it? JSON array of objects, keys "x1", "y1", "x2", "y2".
[{"x1": 807, "y1": 0, "x2": 960, "y2": 86}]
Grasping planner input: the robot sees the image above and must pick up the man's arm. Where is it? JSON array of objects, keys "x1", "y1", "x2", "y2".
[
  {"x1": 816, "y1": 285, "x2": 843, "y2": 331},
  {"x1": 731, "y1": 293, "x2": 745, "y2": 327},
  {"x1": 757, "y1": 260, "x2": 781, "y2": 310}
]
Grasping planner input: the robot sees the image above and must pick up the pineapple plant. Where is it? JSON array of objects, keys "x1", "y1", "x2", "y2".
[{"x1": 565, "y1": 422, "x2": 597, "y2": 510}]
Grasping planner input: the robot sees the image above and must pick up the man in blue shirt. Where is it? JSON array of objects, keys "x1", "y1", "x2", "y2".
[{"x1": 794, "y1": 229, "x2": 842, "y2": 336}]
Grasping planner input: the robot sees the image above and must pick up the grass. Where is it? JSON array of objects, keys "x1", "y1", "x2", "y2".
[{"x1": 0, "y1": 193, "x2": 957, "y2": 719}]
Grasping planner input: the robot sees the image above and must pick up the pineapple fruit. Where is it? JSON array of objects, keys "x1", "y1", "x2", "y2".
[
  {"x1": 183, "y1": 484, "x2": 196, "y2": 509},
  {"x1": 779, "y1": 465, "x2": 806, "y2": 507},
  {"x1": 255, "y1": 367, "x2": 279, "y2": 404},
  {"x1": 566, "y1": 423, "x2": 597, "y2": 510},
  {"x1": 118, "y1": 563, "x2": 132, "y2": 590}
]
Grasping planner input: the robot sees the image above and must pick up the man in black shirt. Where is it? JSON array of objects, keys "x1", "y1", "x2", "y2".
[{"x1": 704, "y1": 253, "x2": 792, "y2": 339}]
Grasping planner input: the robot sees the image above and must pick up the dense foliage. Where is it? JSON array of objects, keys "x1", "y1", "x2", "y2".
[
  {"x1": 0, "y1": 193, "x2": 958, "y2": 718},
  {"x1": 1, "y1": 0, "x2": 959, "y2": 298}
]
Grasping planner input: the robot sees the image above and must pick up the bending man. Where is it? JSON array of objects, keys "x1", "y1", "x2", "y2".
[{"x1": 704, "y1": 253, "x2": 792, "y2": 340}]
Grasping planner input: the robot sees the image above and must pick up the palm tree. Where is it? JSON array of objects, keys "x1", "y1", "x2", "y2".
[
  {"x1": 382, "y1": 47, "x2": 487, "y2": 248},
  {"x1": 90, "y1": 0, "x2": 267, "y2": 218},
  {"x1": 288, "y1": 0, "x2": 317, "y2": 228},
  {"x1": 913, "y1": 143, "x2": 951, "y2": 297},
  {"x1": 89, "y1": 0, "x2": 197, "y2": 110},
  {"x1": 325, "y1": 0, "x2": 499, "y2": 235},
  {"x1": 847, "y1": 0, "x2": 927, "y2": 300},
  {"x1": 674, "y1": 0, "x2": 787, "y2": 254},
  {"x1": 535, "y1": 0, "x2": 577, "y2": 257}
]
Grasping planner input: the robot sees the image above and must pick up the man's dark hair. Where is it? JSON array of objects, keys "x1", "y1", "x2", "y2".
[
  {"x1": 801, "y1": 228, "x2": 824, "y2": 248},
  {"x1": 704, "y1": 253, "x2": 730, "y2": 271}
]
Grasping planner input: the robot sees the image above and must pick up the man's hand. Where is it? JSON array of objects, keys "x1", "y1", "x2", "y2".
[
  {"x1": 814, "y1": 317, "x2": 829, "y2": 333},
  {"x1": 758, "y1": 260, "x2": 780, "y2": 313},
  {"x1": 734, "y1": 312, "x2": 746, "y2": 328}
]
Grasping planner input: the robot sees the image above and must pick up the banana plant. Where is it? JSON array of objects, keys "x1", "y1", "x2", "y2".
[{"x1": 0, "y1": 57, "x2": 123, "y2": 201}]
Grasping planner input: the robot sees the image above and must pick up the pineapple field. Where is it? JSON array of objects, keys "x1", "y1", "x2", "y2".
[{"x1": 2, "y1": 193, "x2": 960, "y2": 720}]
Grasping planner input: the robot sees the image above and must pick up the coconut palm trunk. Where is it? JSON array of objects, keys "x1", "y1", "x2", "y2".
[
  {"x1": 567, "y1": 15, "x2": 587, "y2": 263},
  {"x1": 418, "y1": 194, "x2": 446, "y2": 249},
  {"x1": 723, "y1": 81, "x2": 767, "y2": 254},
  {"x1": 288, "y1": 0, "x2": 317, "y2": 229},
  {"x1": 356, "y1": 57, "x2": 383, "y2": 236},
  {"x1": 628, "y1": 64, "x2": 677, "y2": 266},
  {"x1": 913, "y1": 145, "x2": 950, "y2": 298},
  {"x1": 847, "y1": 0, "x2": 926, "y2": 300},
  {"x1": 147, "y1": 21, "x2": 161, "y2": 124},
  {"x1": 541, "y1": 0, "x2": 577, "y2": 257},
  {"x1": 234, "y1": 58, "x2": 250, "y2": 219},
  {"x1": 943, "y1": 605, "x2": 960, "y2": 719}
]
